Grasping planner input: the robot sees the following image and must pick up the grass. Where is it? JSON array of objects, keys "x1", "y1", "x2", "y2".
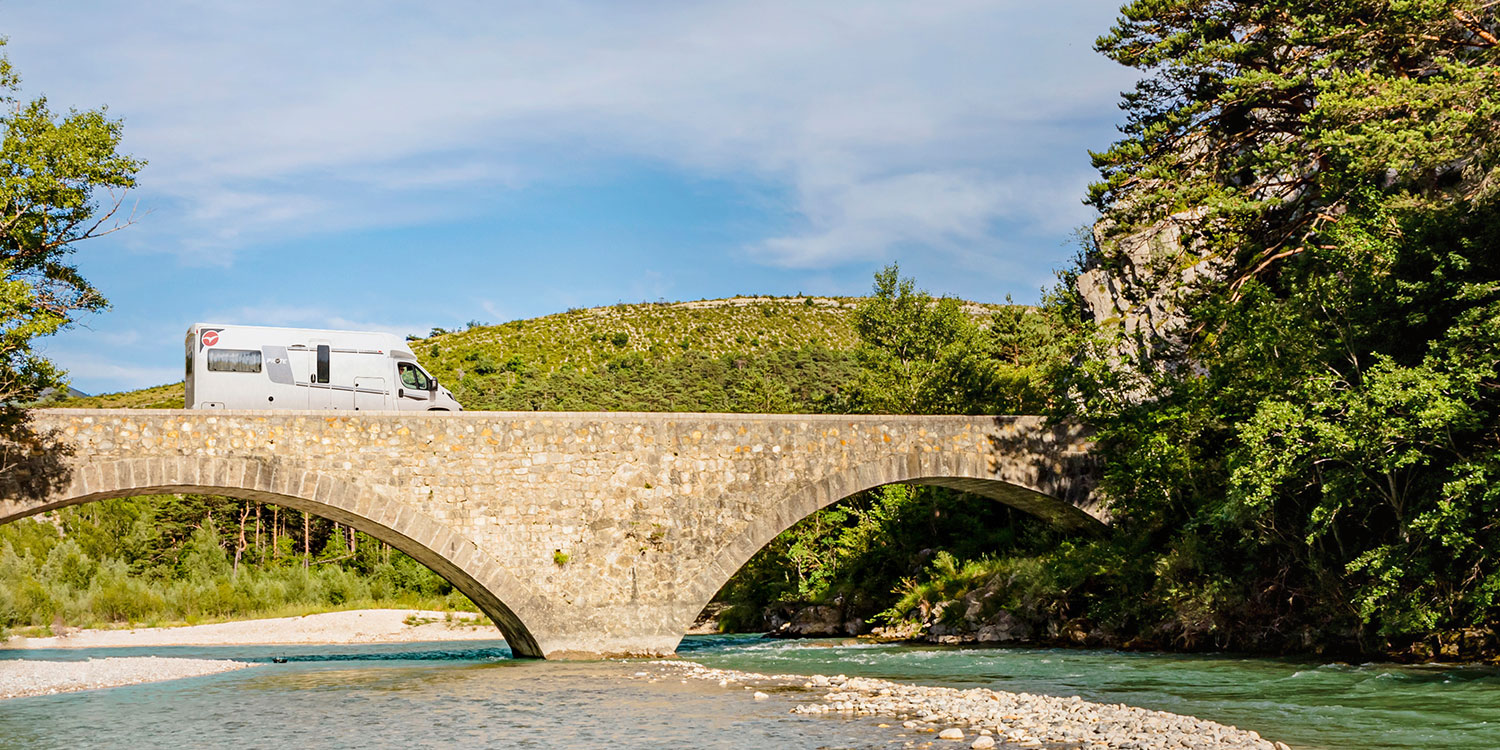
[{"x1": 62, "y1": 382, "x2": 186, "y2": 409}]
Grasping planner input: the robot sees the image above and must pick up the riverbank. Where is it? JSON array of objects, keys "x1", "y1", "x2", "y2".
[
  {"x1": 0, "y1": 657, "x2": 256, "y2": 700},
  {"x1": 651, "y1": 660, "x2": 1291, "y2": 750},
  {"x1": 751, "y1": 597, "x2": 1500, "y2": 665},
  {"x1": 0, "y1": 609, "x2": 500, "y2": 649}
]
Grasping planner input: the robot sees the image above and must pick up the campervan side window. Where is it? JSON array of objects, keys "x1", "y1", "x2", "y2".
[
  {"x1": 315, "y1": 345, "x2": 330, "y2": 383},
  {"x1": 207, "y1": 348, "x2": 263, "y2": 373}
]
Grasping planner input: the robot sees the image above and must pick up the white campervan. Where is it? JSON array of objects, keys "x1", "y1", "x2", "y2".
[{"x1": 184, "y1": 323, "x2": 463, "y2": 411}]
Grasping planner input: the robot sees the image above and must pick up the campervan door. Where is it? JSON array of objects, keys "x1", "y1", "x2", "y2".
[{"x1": 290, "y1": 334, "x2": 404, "y2": 410}]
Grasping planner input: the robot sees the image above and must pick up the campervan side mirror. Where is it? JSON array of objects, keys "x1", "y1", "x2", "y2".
[{"x1": 429, "y1": 377, "x2": 439, "y2": 391}]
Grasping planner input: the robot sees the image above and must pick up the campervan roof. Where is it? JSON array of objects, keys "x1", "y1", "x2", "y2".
[{"x1": 188, "y1": 323, "x2": 413, "y2": 352}]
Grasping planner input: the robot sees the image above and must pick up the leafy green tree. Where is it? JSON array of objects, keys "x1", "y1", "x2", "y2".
[
  {"x1": 40, "y1": 537, "x2": 94, "y2": 590},
  {"x1": 730, "y1": 371, "x2": 795, "y2": 413},
  {"x1": 845, "y1": 264, "x2": 1062, "y2": 415},
  {"x1": 845, "y1": 264, "x2": 970, "y2": 413},
  {"x1": 1088, "y1": 1, "x2": 1498, "y2": 253},
  {"x1": 180, "y1": 522, "x2": 231, "y2": 582},
  {"x1": 0, "y1": 39, "x2": 142, "y2": 408},
  {"x1": 842, "y1": 265, "x2": 987, "y2": 413},
  {"x1": 0, "y1": 497, "x2": 484, "y2": 633},
  {"x1": 1057, "y1": 1, "x2": 1500, "y2": 651}
]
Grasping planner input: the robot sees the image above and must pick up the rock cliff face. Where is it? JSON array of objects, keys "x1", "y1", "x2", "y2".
[{"x1": 1075, "y1": 207, "x2": 1230, "y2": 399}]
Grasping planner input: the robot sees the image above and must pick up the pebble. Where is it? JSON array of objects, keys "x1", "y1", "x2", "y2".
[
  {"x1": 753, "y1": 691, "x2": 770, "y2": 700},
  {"x1": 650, "y1": 660, "x2": 1286, "y2": 750}
]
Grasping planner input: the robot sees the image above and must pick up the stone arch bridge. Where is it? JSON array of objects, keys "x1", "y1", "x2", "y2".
[{"x1": 0, "y1": 409, "x2": 1099, "y2": 659}]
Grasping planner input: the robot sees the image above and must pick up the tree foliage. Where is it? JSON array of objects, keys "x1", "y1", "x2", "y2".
[
  {"x1": 0, "y1": 495, "x2": 474, "y2": 637},
  {"x1": 1054, "y1": 1, "x2": 1500, "y2": 653},
  {"x1": 453, "y1": 346, "x2": 860, "y2": 413},
  {"x1": 0, "y1": 39, "x2": 142, "y2": 408},
  {"x1": 1089, "y1": 0, "x2": 1499, "y2": 248},
  {"x1": 844, "y1": 264, "x2": 1059, "y2": 414}
]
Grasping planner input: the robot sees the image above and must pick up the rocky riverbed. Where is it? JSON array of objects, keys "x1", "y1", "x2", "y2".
[
  {"x1": 0, "y1": 657, "x2": 257, "y2": 700},
  {"x1": 650, "y1": 661, "x2": 1292, "y2": 750}
]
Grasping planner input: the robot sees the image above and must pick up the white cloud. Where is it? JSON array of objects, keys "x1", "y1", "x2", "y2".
[
  {"x1": 756, "y1": 171, "x2": 1010, "y2": 267},
  {"x1": 2, "y1": 0, "x2": 1133, "y2": 269},
  {"x1": 478, "y1": 300, "x2": 510, "y2": 324}
]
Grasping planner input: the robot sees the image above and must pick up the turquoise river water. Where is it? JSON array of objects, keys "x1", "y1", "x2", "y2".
[{"x1": 2, "y1": 635, "x2": 1495, "y2": 749}]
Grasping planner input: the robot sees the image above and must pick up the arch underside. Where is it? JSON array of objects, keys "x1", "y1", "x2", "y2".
[
  {"x1": 676, "y1": 451, "x2": 1105, "y2": 641},
  {"x1": 0, "y1": 458, "x2": 547, "y2": 659},
  {"x1": 905, "y1": 477, "x2": 1097, "y2": 528}
]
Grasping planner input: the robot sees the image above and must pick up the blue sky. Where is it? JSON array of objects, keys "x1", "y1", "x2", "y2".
[{"x1": 2, "y1": 1, "x2": 1137, "y2": 395}]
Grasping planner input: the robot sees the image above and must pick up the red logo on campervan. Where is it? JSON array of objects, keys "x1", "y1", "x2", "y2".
[{"x1": 202, "y1": 330, "x2": 219, "y2": 347}]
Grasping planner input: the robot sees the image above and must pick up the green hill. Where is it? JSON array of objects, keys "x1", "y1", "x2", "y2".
[
  {"x1": 63, "y1": 295, "x2": 1006, "y2": 413},
  {"x1": 426, "y1": 296, "x2": 867, "y2": 376},
  {"x1": 62, "y1": 382, "x2": 186, "y2": 409}
]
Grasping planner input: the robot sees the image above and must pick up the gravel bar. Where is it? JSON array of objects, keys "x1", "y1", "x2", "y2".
[
  {"x1": 0, "y1": 657, "x2": 257, "y2": 700},
  {"x1": 651, "y1": 661, "x2": 1292, "y2": 750},
  {"x1": 0, "y1": 610, "x2": 497, "y2": 650}
]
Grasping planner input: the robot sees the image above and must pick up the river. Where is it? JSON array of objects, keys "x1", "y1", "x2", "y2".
[{"x1": 2, "y1": 635, "x2": 1495, "y2": 749}]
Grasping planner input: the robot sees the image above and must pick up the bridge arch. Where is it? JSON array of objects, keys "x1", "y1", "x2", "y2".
[
  {"x1": 675, "y1": 449, "x2": 1105, "y2": 637},
  {"x1": 1, "y1": 455, "x2": 547, "y2": 657}
]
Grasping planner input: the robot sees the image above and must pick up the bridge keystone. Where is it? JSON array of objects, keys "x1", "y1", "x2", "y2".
[{"x1": 2, "y1": 409, "x2": 1100, "y2": 659}]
